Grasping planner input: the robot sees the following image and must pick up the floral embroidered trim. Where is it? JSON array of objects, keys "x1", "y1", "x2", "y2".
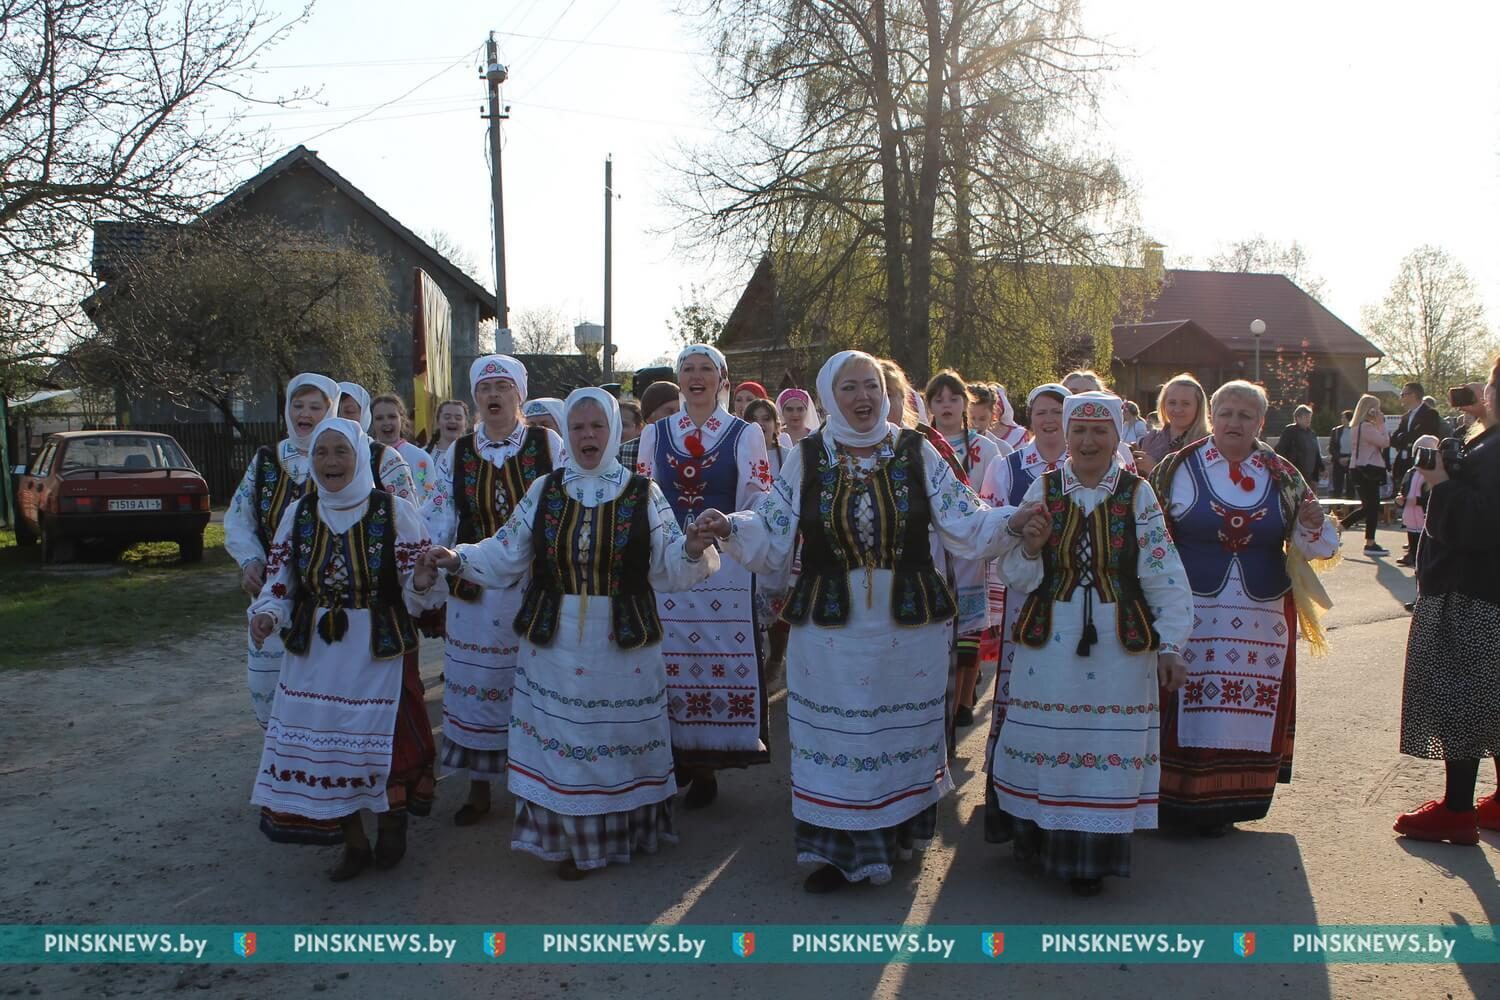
[
  {"x1": 791, "y1": 742, "x2": 941, "y2": 772},
  {"x1": 1003, "y1": 746, "x2": 1158, "y2": 770},
  {"x1": 513, "y1": 719, "x2": 667, "y2": 761}
]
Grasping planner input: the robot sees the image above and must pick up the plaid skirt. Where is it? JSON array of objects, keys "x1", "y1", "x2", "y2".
[
  {"x1": 511, "y1": 798, "x2": 678, "y2": 871},
  {"x1": 440, "y1": 735, "x2": 507, "y2": 780},
  {"x1": 984, "y1": 795, "x2": 1131, "y2": 880},
  {"x1": 794, "y1": 804, "x2": 938, "y2": 885}
]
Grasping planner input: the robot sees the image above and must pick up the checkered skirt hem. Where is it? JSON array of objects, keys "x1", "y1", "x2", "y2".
[
  {"x1": 793, "y1": 805, "x2": 938, "y2": 885},
  {"x1": 984, "y1": 793, "x2": 1132, "y2": 880},
  {"x1": 440, "y1": 735, "x2": 507, "y2": 779},
  {"x1": 511, "y1": 798, "x2": 678, "y2": 871}
]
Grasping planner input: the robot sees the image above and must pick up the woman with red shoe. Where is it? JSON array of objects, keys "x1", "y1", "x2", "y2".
[{"x1": 1394, "y1": 358, "x2": 1500, "y2": 845}]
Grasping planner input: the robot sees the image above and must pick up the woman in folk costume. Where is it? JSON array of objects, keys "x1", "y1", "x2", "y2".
[
  {"x1": 634, "y1": 344, "x2": 774, "y2": 808},
  {"x1": 423, "y1": 390, "x2": 719, "y2": 879},
  {"x1": 248, "y1": 418, "x2": 442, "y2": 881},
  {"x1": 1147, "y1": 379, "x2": 1339, "y2": 837},
  {"x1": 336, "y1": 382, "x2": 419, "y2": 503},
  {"x1": 977, "y1": 383, "x2": 1073, "y2": 782},
  {"x1": 696, "y1": 351, "x2": 1015, "y2": 893},
  {"x1": 987, "y1": 392, "x2": 1193, "y2": 896},
  {"x1": 733, "y1": 380, "x2": 770, "y2": 418},
  {"x1": 423, "y1": 356, "x2": 566, "y2": 825},
  {"x1": 226, "y1": 372, "x2": 340, "y2": 727},
  {"x1": 776, "y1": 387, "x2": 821, "y2": 449},
  {"x1": 523, "y1": 397, "x2": 566, "y2": 436},
  {"x1": 371, "y1": 392, "x2": 438, "y2": 504},
  {"x1": 925, "y1": 370, "x2": 1003, "y2": 730}
]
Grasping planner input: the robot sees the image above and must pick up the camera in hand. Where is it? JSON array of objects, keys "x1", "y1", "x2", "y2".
[
  {"x1": 1414, "y1": 437, "x2": 1464, "y2": 475},
  {"x1": 1448, "y1": 385, "x2": 1477, "y2": 408}
]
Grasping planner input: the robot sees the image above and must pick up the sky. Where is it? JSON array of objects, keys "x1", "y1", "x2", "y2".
[{"x1": 232, "y1": 0, "x2": 1500, "y2": 372}]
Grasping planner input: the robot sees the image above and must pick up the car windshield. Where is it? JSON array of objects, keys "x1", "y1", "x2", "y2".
[{"x1": 58, "y1": 435, "x2": 191, "y2": 472}]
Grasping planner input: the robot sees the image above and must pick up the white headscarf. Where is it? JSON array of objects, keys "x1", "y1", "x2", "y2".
[
  {"x1": 1063, "y1": 391, "x2": 1125, "y2": 441},
  {"x1": 994, "y1": 384, "x2": 1017, "y2": 426},
  {"x1": 817, "y1": 350, "x2": 893, "y2": 449},
  {"x1": 470, "y1": 355, "x2": 528, "y2": 401},
  {"x1": 676, "y1": 344, "x2": 731, "y2": 411},
  {"x1": 523, "y1": 397, "x2": 565, "y2": 430},
  {"x1": 561, "y1": 388, "x2": 623, "y2": 491},
  {"x1": 308, "y1": 417, "x2": 376, "y2": 532},
  {"x1": 283, "y1": 373, "x2": 340, "y2": 453},
  {"x1": 1028, "y1": 382, "x2": 1072, "y2": 408},
  {"x1": 337, "y1": 381, "x2": 372, "y2": 434},
  {"x1": 775, "y1": 387, "x2": 822, "y2": 434}
]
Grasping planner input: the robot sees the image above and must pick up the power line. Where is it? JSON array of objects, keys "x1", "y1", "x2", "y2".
[
  {"x1": 523, "y1": 0, "x2": 626, "y2": 95},
  {"x1": 294, "y1": 47, "x2": 480, "y2": 146},
  {"x1": 514, "y1": 0, "x2": 581, "y2": 69},
  {"x1": 495, "y1": 28, "x2": 697, "y2": 56}
]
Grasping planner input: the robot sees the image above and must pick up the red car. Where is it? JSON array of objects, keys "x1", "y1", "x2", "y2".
[{"x1": 14, "y1": 430, "x2": 211, "y2": 563}]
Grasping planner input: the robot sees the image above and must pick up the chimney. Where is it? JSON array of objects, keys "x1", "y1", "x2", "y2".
[{"x1": 1143, "y1": 241, "x2": 1165, "y2": 274}]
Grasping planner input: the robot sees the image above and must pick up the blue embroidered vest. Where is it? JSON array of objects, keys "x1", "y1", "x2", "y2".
[
  {"x1": 1002, "y1": 448, "x2": 1046, "y2": 506},
  {"x1": 1171, "y1": 449, "x2": 1291, "y2": 601},
  {"x1": 513, "y1": 471, "x2": 663, "y2": 650},
  {"x1": 1014, "y1": 470, "x2": 1158, "y2": 655},
  {"x1": 281, "y1": 491, "x2": 417, "y2": 660},
  {"x1": 783, "y1": 430, "x2": 956, "y2": 628},
  {"x1": 652, "y1": 415, "x2": 749, "y2": 527}
]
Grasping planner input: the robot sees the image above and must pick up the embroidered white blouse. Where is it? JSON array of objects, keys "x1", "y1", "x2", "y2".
[
  {"x1": 635, "y1": 406, "x2": 773, "y2": 514},
  {"x1": 450, "y1": 468, "x2": 720, "y2": 594},
  {"x1": 225, "y1": 439, "x2": 311, "y2": 569},
  {"x1": 421, "y1": 422, "x2": 567, "y2": 547},
  {"x1": 720, "y1": 429, "x2": 1014, "y2": 578},
  {"x1": 993, "y1": 460, "x2": 1194, "y2": 657}
]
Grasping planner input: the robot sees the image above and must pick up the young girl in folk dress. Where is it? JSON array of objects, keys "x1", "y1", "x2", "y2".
[
  {"x1": 249, "y1": 418, "x2": 442, "y2": 881},
  {"x1": 336, "y1": 382, "x2": 418, "y2": 503},
  {"x1": 925, "y1": 370, "x2": 1002, "y2": 730},
  {"x1": 422, "y1": 357, "x2": 566, "y2": 825},
  {"x1": 226, "y1": 372, "x2": 340, "y2": 727},
  {"x1": 634, "y1": 345, "x2": 774, "y2": 809},
  {"x1": 428, "y1": 399, "x2": 471, "y2": 458},
  {"x1": 423, "y1": 390, "x2": 719, "y2": 879},
  {"x1": 370, "y1": 393, "x2": 438, "y2": 505}
]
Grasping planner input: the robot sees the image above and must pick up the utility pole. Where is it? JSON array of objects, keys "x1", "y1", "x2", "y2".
[
  {"x1": 603, "y1": 156, "x2": 613, "y2": 381},
  {"x1": 482, "y1": 33, "x2": 510, "y2": 337}
]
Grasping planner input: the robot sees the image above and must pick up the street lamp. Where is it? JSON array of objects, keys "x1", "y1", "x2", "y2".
[{"x1": 1250, "y1": 318, "x2": 1267, "y2": 382}]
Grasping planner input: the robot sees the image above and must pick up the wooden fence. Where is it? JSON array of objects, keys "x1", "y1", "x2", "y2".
[{"x1": 124, "y1": 421, "x2": 281, "y2": 505}]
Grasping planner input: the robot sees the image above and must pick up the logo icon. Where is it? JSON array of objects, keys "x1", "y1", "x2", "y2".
[
  {"x1": 1234, "y1": 932, "x2": 1256, "y2": 958},
  {"x1": 981, "y1": 931, "x2": 1005, "y2": 958},
  {"x1": 732, "y1": 932, "x2": 755, "y2": 958},
  {"x1": 233, "y1": 932, "x2": 256, "y2": 959},
  {"x1": 483, "y1": 932, "x2": 507, "y2": 958}
]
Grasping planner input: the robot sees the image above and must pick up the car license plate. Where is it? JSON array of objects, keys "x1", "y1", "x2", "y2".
[{"x1": 108, "y1": 498, "x2": 162, "y2": 511}]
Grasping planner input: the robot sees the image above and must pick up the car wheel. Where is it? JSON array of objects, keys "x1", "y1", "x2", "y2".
[
  {"x1": 179, "y1": 533, "x2": 204, "y2": 564},
  {"x1": 40, "y1": 517, "x2": 75, "y2": 564}
]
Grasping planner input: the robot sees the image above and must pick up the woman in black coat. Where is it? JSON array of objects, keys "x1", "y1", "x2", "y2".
[{"x1": 1393, "y1": 362, "x2": 1500, "y2": 846}]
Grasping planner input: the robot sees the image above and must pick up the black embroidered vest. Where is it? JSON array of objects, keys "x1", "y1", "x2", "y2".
[
  {"x1": 783, "y1": 429, "x2": 956, "y2": 627},
  {"x1": 450, "y1": 425, "x2": 553, "y2": 601},
  {"x1": 368, "y1": 439, "x2": 386, "y2": 493},
  {"x1": 513, "y1": 470, "x2": 663, "y2": 650},
  {"x1": 281, "y1": 490, "x2": 418, "y2": 660},
  {"x1": 1014, "y1": 469, "x2": 1159, "y2": 654}
]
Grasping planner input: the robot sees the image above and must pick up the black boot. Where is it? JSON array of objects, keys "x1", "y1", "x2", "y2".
[
  {"x1": 374, "y1": 812, "x2": 408, "y2": 870},
  {"x1": 803, "y1": 864, "x2": 847, "y2": 894},
  {"x1": 454, "y1": 779, "x2": 491, "y2": 826},
  {"x1": 683, "y1": 774, "x2": 719, "y2": 810},
  {"x1": 329, "y1": 815, "x2": 372, "y2": 883}
]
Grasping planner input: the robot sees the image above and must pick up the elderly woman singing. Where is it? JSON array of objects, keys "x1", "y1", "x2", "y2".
[
  {"x1": 1149, "y1": 379, "x2": 1340, "y2": 838},
  {"x1": 694, "y1": 351, "x2": 1015, "y2": 893},
  {"x1": 988, "y1": 393, "x2": 1194, "y2": 897}
]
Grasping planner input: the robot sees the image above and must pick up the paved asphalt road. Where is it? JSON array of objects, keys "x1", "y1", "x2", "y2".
[{"x1": 2, "y1": 525, "x2": 1496, "y2": 999}]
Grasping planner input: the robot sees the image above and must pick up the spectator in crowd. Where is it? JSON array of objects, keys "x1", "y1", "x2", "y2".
[
  {"x1": 1275, "y1": 404, "x2": 1325, "y2": 488},
  {"x1": 1121, "y1": 400, "x2": 1149, "y2": 444},
  {"x1": 1341, "y1": 394, "x2": 1393, "y2": 556},
  {"x1": 1328, "y1": 409, "x2": 1354, "y2": 499},
  {"x1": 1392, "y1": 382, "x2": 1444, "y2": 486}
]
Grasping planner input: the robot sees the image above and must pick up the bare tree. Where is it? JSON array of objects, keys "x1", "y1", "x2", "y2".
[
  {"x1": 1206, "y1": 236, "x2": 1328, "y2": 302},
  {"x1": 674, "y1": 0, "x2": 1135, "y2": 383},
  {"x1": 1362, "y1": 245, "x2": 1492, "y2": 391},
  {"x1": 0, "y1": 0, "x2": 311, "y2": 394},
  {"x1": 79, "y1": 216, "x2": 394, "y2": 432},
  {"x1": 420, "y1": 228, "x2": 486, "y2": 288},
  {"x1": 511, "y1": 306, "x2": 572, "y2": 354}
]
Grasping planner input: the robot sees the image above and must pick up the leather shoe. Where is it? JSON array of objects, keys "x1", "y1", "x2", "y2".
[
  {"x1": 1393, "y1": 800, "x2": 1479, "y2": 845},
  {"x1": 1477, "y1": 793, "x2": 1500, "y2": 832}
]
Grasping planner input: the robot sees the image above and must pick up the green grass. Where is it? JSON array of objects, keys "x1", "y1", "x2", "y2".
[{"x1": 0, "y1": 524, "x2": 246, "y2": 669}]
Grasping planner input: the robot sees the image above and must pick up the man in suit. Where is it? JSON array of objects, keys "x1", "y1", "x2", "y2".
[{"x1": 1391, "y1": 381, "x2": 1444, "y2": 486}]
